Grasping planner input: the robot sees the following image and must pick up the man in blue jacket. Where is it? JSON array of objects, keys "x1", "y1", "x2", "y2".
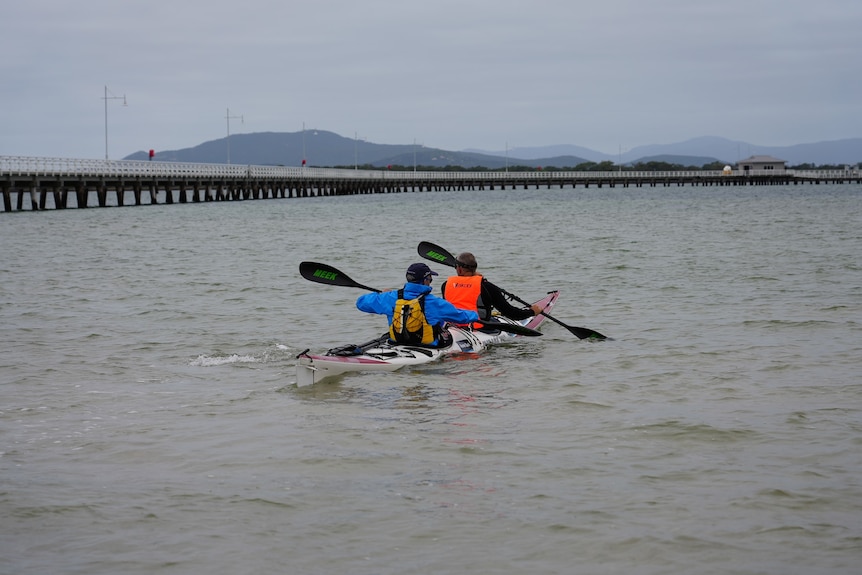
[{"x1": 356, "y1": 262, "x2": 479, "y2": 347}]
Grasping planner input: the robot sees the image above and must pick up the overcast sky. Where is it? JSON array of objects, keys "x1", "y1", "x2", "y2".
[{"x1": 2, "y1": 0, "x2": 860, "y2": 160}]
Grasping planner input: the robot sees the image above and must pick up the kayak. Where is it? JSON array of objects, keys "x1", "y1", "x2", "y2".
[
  {"x1": 296, "y1": 291, "x2": 559, "y2": 386},
  {"x1": 295, "y1": 291, "x2": 559, "y2": 386}
]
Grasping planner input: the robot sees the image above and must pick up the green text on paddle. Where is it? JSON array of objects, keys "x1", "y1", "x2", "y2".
[
  {"x1": 425, "y1": 250, "x2": 447, "y2": 263},
  {"x1": 313, "y1": 269, "x2": 338, "y2": 281}
]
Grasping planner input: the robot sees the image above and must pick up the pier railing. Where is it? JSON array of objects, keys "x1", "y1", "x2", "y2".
[
  {"x1": 2, "y1": 155, "x2": 859, "y2": 212},
  {"x1": 2, "y1": 155, "x2": 859, "y2": 181}
]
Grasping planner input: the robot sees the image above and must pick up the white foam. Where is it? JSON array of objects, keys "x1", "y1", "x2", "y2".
[{"x1": 190, "y1": 354, "x2": 260, "y2": 367}]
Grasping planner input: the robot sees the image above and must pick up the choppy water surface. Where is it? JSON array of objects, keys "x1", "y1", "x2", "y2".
[{"x1": 2, "y1": 184, "x2": 860, "y2": 574}]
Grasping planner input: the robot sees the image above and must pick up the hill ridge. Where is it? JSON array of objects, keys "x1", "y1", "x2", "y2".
[{"x1": 124, "y1": 132, "x2": 862, "y2": 168}]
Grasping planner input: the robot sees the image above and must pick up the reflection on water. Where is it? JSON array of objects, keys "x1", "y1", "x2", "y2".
[{"x1": 2, "y1": 185, "x2": 860, "y2": 575}]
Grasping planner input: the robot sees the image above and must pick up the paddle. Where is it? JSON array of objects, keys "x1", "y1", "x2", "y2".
[
  {"x1": 417, "y1": 241, "x2": 609, "y2": 340},
  {"x1": 299, "y1": 261, "x2": 381, "y2": 293},
  {"x1": 298, "y1": 261, "x2": 542, "y2": 337}
]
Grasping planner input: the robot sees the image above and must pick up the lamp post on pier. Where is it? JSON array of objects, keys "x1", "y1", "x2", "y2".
[
  {"x1": 226, "y1": 108, "x2": 243, "y2": 164},
  {"x1": 301, "y1": 122, "x2": 317, "y2": 167},
  {"x1": 413, "y1": 139, "x2": 422, "y2": 173},
  {"x1": 354, "y1": 132, "x2": 366, "y2": 170},
  {"x1": 102, "y1": 86, "x2": 127, "y2": 160}
]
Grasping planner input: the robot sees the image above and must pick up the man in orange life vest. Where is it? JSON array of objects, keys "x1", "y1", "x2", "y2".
[{"x1": 441, "y1": 252, "x2": 543, "y2": 327}]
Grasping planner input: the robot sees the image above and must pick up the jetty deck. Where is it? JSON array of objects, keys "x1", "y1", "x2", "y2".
[{"x1": 2, "y1": 156, "x2": 860, "y2": 212}]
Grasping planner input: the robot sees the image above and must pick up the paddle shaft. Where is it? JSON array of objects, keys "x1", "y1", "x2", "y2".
[
  {"x1": 485, "y1": 280, "x2": 606, "y2": 340},
  {"x1": 417, "y1": 241, "x2": 608, "y2": 340}
]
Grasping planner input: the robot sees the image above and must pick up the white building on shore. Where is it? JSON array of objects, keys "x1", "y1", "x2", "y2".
[{"x1": 737, "y1": 155, "x2": 787, "y2": 174}]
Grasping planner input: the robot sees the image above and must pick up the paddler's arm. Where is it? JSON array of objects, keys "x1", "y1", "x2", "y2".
[
  {"x1": 356, "y1": 291, "x2": 396, "y2": 320},
  {"x1": 429, "y1": 295, "x2": 479, "y2": 325},
  {"x1": 481, "y1": 280, "x2": 539, "y2": 320}
]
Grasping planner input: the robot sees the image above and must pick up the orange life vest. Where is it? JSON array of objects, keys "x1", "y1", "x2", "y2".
[{"x1": 444, "y1": 274, "x2": 484, "y2": 327}]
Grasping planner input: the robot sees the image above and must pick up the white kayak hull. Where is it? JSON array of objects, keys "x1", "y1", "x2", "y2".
[{"x1": 296, "y1": 291, "x2": 559, "y2": 386}]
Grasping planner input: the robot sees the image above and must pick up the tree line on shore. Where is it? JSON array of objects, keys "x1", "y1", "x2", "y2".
[{"x1": 335, "y1": 160, "x2": 856, "y2": 172}]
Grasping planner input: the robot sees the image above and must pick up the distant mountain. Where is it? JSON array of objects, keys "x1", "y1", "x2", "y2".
[
  {"x1": 467, "y1": 144, "x2": 608, "y2": 163},
  {"x1": 494, "y1": 136, "x2": 862, "y2": 166},
  {"x1": 623, "y1": 136, "x2": 746, "y2": 164},
  {"x1": 125, "y1": 132, "x2": 862, "y2": 168},
  {"x1": 768, "y1": 139, "x2": 862, "y2": 165},
  {"x1": 125, "y1": 131, "x2": 562, "y2": 170}
]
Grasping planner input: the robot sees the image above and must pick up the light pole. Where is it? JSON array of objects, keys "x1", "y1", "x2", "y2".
[
  {"x1": 353, "y1": 133, "x2": 367, "y2": 170},
  {"x1": 226, "y1": 108, "x2": 243, "y2": 164},
  {"x1": 301, "y1": 123, "x2": 317, "y2": 167},
  {"x1": 102, "y1": 86, "x2": 126, "y2": 160}
]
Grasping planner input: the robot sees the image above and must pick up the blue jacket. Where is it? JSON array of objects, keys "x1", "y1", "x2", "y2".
[{"x1": 356, "y1": 282, "x2": 479, "y2": 343}]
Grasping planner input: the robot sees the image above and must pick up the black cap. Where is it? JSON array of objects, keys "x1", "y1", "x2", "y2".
[{"x1": 406, "y1": 262, "x2": 438, "y2": 283}]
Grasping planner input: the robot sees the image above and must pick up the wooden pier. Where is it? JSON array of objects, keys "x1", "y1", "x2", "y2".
[{"x1": 2, "y1": 156, "x2": 860, "y2": 212}]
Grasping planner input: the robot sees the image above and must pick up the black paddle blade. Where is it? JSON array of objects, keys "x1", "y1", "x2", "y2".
[
  {"x1": 481, "y1": 320, "x2": 542, "y2": 337},
  {"x1": 563, "y1": 324, "x2": 609, "y2": 341},
  {"x1": 299, "y1": 261, "x2": 381, "y2": 292},
  {"x1": 418, "y1": 241, "x2": 459, "y2": 268}
]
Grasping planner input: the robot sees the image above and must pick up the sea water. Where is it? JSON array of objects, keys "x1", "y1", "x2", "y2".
[{"x1": 1, "y1": 184, "x2": 860, "y2": 574}]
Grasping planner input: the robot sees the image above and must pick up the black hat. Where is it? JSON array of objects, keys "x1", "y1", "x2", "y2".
[{"x1": 406, "y1": 262, "x2": 438, "y2": 283}]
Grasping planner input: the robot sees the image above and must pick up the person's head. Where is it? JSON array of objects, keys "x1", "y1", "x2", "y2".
[
  {"x1": 406, "y1": 262, "x2": 438, "y2": 285},
  {"x1": 455, "y1": 252, "x2": 478, "y2": 276}
]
